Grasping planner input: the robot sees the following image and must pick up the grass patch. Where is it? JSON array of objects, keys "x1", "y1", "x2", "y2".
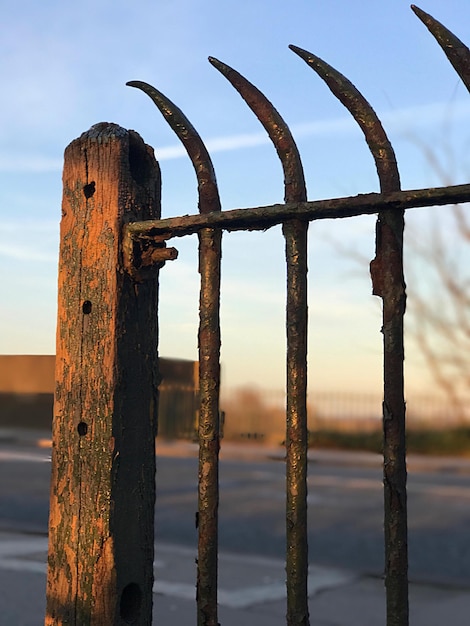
[{"x1": 309, "y1": 427, "x2": 470, "y2": 457}]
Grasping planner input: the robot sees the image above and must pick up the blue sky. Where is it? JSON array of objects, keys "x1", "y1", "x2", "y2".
[{"x1": 1, "y1": 1, "x2": 470, "y2": 396}]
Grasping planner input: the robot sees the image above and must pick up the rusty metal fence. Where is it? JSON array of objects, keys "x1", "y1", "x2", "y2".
[{"x1": 46, "y1": 6, "x2": 470, "y2": 626}]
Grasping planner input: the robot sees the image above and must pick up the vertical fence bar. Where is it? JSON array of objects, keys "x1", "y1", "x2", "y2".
[
  {"x1": 371, "y1": 211, "x2": 408, "y2": 626},
  {"x1": 207, "y1": 58, "x2": 310, "y2": 624},
  {"x1": 126, "y1": 81, "x2": 223, "y2": 626},
  {"x1": 197, "y1": 227, "x2": 222, "y2": 626},
  {"x1": 46, "y1": 123, "x2": 161, "y2": 625},
  {"x1": 368, "y1": 113, "x2": 408, "y2": 626},
  {"x1": 289, "y1": 46, "x2": 409, "y2": 625},
  {"x1": 284, "y1": 219, "x2": 309, "y2": 626}
]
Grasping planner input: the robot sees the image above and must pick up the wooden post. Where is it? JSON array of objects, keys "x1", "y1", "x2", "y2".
[{"x1": 46, "y1": 123, "x2": 162, "y2": 625}]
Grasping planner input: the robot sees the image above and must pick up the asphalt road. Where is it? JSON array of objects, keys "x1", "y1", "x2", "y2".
[{"x1": 1, "y1": 442, "x2": 469, "y2": 587}]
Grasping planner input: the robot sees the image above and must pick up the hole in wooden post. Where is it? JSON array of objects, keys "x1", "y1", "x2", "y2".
[
  {"x1": 128, "y1": 133, "x2": 152, "y2": 185},
  {"x1": 83, "y1": 181, "x2": 96, "y2": 198},
  {"x1": 120, "y1": 583, "x2": 142, "y2": 623},
  {"x1": 82, "y1": 300, "x2": 92, "y2": 314},
  {"x1": 77, "y1": 422, "x2": 88, "y2": 436}
]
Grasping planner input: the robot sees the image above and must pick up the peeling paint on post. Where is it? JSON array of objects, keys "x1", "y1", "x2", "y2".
[{"x1": 45, "y1": 123, "x2": 161, "y2": 625}]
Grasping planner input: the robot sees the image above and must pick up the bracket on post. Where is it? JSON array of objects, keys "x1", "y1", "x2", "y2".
[{"x1": 123, "y1": 228, "x2": 178, "y2": 281}]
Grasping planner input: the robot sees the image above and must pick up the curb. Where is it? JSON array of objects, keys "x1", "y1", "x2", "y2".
[{"x1": 3, "y1": 429, "x2": 470, "y2": 474}]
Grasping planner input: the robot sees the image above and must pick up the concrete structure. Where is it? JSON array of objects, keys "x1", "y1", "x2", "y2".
[{"x1": 0, "y1": 355, "x2": 199, "y2": 437}]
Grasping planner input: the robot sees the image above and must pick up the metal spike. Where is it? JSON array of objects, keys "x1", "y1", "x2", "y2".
[
  {"x1": 209, "y1": 56, "x2": 310, "y2": 625},
  {"x1": 411, "y1": 5, "x2": 470, "y2": 93},
  {"x1": 208, "y1": 57, "x2": 306, "y2": 204},
  {"x1": 288, "y1": 45, "x2": 399, "y2": 194},
  {"x1": 127, "y1": 80, "x2": 221, "y2": 214},
  {"x1": 290, "y1": 45, "x2": 408, "y2": 625},
  {"x1": 127, "y1": 79, "x2": 222, "y2": 626}
]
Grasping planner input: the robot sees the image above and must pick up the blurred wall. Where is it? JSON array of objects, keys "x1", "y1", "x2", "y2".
[{"x1": 0, "y1": 355, "x2": 199, "y2": 436}]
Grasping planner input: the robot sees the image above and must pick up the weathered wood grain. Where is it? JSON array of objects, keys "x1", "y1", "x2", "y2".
[{"x1": 46, "y1": 123, "x2": 161, "y2": 625}]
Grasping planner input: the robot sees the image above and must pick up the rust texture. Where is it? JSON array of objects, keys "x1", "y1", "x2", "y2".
[
  {"x1": 291, "y1": 47, "x2": 408, "y2": 625},
  {"x1": 197, "y1": 225, "x2": 221, "y2": 626},
  {"x1": 127, "y1": 82, "x2": 220, "y2": 214},
  {"x1": 289, "y1": 46, "x2": 400, "y2": 192},
  {"x1": 46, "y1": 123, "x2": 160, "y2": 625},
  {"x1": 45, "y1": 7, "x2": 470, "y2": 624},
  {"x1": 122, "y1": 230, "x2": 178, "y2": 281},
  {"x1": 210, "y1": 57, "x2": 309, "y2": 625},
  {"x1": 127, "y1": 82, "x2": 222, "y2": 626},
  {"x1": 283, "y1": 219, "x2": 309, "y2": 626},
  {"x1": 126, "y1": 182, "x2": 470, "y2": 239},
  {"x1": 208, "y1": 57, "x2": 306, "y2": 202},
  {"x1": 412, "y1": 5, "x2": 470, "y2": 93}
]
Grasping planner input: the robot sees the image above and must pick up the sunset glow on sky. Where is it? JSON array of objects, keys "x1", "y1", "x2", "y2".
[{"x1": 1, "y1": 1, "x2": 470, "y2": 397}]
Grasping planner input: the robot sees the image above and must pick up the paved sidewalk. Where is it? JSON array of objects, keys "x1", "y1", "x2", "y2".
[
  {"x1": 155, "y1": 438, "x2": 470, "y2": 475},
  {"x1": 4, "y1": 427, "x2": 470, "y2": 475},
  {"x1": 1, "y1": 531, "x2": 469, "y2": 625},
  {"x1": 2, "y1": 431, "x2": 470, "y2": 623}
]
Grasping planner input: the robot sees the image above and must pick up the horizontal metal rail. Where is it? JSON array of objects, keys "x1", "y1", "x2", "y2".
[{"x1": 124, "y1": 183, "x2": 470, "y2": 240}]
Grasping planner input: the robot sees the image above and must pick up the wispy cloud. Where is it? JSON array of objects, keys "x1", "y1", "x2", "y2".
[
  {"x1": 153, "y1": 118, "x2": 354, "y2": 161},
  {"x1": 381, "y1": 99, "x2": 470, "y2": 131},
  {"x1": 156, "y1": 99, "x2": 470, "y2": 160},
  {"x1": 2, "y1": 100, "x2": 470, "y2": 172},
  {"x1": 0, "y1": 243, "x2": 57, "y2": 263},
  {"x1": 0, "y1": 221, "x2": 58, "y2": 262},
  {"x1": 0, "y1": 155, "x2": 63, "y2": 173}
]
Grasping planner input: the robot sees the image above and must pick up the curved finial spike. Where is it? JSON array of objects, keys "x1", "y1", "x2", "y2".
[
  {"x1": 411, "y1": 5, "x2": 470, "y2": 94},
  {"x1": 127, "y1": 80, "x2": 221, "y2": 214},
  {"x1": 208, "y1": 56, "x2": 306, "y2": 204},
  {"x1": 289, "y1": 45, "x2": 400, "y2": 194}
]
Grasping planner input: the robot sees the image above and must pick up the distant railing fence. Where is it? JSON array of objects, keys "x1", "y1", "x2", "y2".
[
  {"x1": 45, "y1": 7, "x2": 470, "y2": 626},
  {"x1": 221, "y1": 390, "x2": 469, "y2": 441}
]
